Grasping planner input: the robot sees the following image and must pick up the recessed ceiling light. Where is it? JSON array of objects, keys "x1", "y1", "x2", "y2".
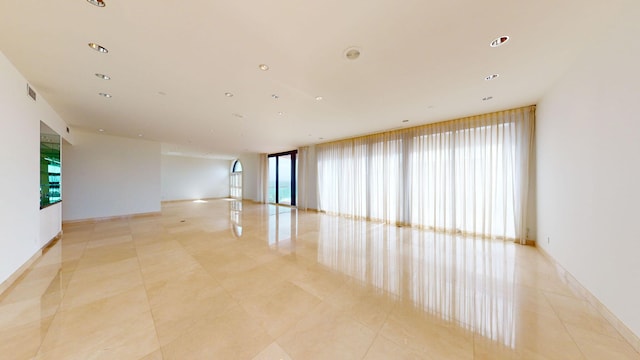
[
  {"x1": 278, "y1": 112, "x2": 284, "y2": 116},
  {"x1": 482, "y1": 96, "x2": 494, "y2": 101},
  {"x1": 86, "y1": 0, "x2": 105, "y2": 7},
  {"x1": 259, "y1": 64, "x2": 269, "y2": 71},
  {"x1": 344, "y1": 47, "x2": 361, "y2": 60},
  {"x1": 484, "y1": 74, "x2": 499, "y2": 81},
  {"x1": 98, "y1": 92, "x2": 112, "y2": 98},
  {"x1": 95, "y1": 73, "x2": 111, "y2": 80},
  {"x1": 98, "y1": 128, "x2": 105, "y2": 132},
  {"x1": 490, "y1": 36, "x2": 510, "y2": 47},
  {"x1": 271, "y1": 94, "x2": 279, "y2": 100},
  {"x1": 88, "y1": 42, "x2": 108, "y2": 53},
  {"x1": 225, "y1": 92, "x2": 234, "y2": 97},
  {"x1": 315, "y1": 96, "x2": 323, "y2": 101},
  {"x1": 138, "y1": 134, "x2": 143, "y2": 137},
  {"x1": 402, "y1": 119, "x2": 409, "y2": 123}
]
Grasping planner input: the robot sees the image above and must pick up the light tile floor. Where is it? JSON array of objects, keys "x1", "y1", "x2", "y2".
[{"x1": 0, "y1": 200, "x2": 638, "y2": 359}]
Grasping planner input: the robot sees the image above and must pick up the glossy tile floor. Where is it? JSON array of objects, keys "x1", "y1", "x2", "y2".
[{"x1": 1, "y1": 200, "x2": 638, "y2": 359}]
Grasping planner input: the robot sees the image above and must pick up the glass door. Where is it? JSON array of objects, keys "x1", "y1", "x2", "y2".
[{"x1": 268, "y1": 150, "x2": 297, "y2": 206}]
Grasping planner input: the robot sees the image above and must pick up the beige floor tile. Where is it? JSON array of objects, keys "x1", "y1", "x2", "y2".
[
  {"x1": 566, "y1": 324, "x2": 640, "y2": 359},
  {"x1": 42, "y1": 287, "x2": 151, "y2": 347},
  {"x1": 325, "y1": 282, "x2": 397, "y2": 331},
  {"x1": 289, "y1": 264, "x2": 347, "y2": 301},
  {"x1": 219, "y1": 263, "x2": 288, "y2": 300},
  {"x1": 147, "y1": 270, "x2": 235, "y2": 346},
  {"x1": 545, "y1": 291, "x2": 621, "y2": 338},
  {"x1": 36, "y1": 310, "x2": 159, "y2": 360},
  {"x1": 1, "y1": 200, "x2": 637, "y2": 360},
  {"x1": 512, "y1": 309, "x2": 585, "y2": 360},
  {"x1": 61, "y1": 258, "x2": 144, "y2": 310},
  {"x1": 161, "y1": 305, "x2": 273, "y2": 360},
  {"x1": 277, "y1": 302, "x2": 377, "y2": 360},
  {"x1": 251, "y1": 342, "x2": 293, "y2": 360},
  {"x1": 239, "y1": 281, "x2": 321, "y2": 338},
  {"x1": 380, "y1": 305, "x2": 475, "y2": 359},
  {"x1": 86, "y1": 234, "x2": 133, "y2": 249},
  {"x1": 364, "y1": 334, "x2": 432, "y2": 359},
  {"x1": 0, "y1": 316, "x2": 54, "y2": 360},
  {"x1": 0, "y1": 295, "x2": 60, "y2": 331},
  {"x1": 74, "y1": 242, "x2": 138, "y2": 271},
  {"x1": 473, "y1": 336, "x2": 521, "y2": 360},
  {"x1": 138, "y1": 349, "x2": 164, "y2": 360}
]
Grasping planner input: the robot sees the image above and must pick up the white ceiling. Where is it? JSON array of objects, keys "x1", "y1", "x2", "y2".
[{"x1": 0, "y1": 0, "x2": 631, "y2": 159}]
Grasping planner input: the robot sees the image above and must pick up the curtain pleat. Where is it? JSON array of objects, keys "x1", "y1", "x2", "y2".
[
  {"x1": 258, "y1": 153, "x2": 269, "y2": 203},
  {"x1": 298, "y1": 146, "x2": 309, "y2": 210},
  {"x1": 316, "y1": 106, "x2": 535, "y2": 242}
]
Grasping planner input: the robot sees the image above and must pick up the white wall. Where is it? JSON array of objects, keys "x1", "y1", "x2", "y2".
[
  {"x1": 0, "y1": 51, "x2": 72, "y2": 285},
  {"x1": 238, "y1": 153, "x2": 261, "y2": 202},
  {"x1": 39, "y1": 204, "x2": 62, "y2": 247},
  {"x1": 536, "y1": 2, "x2": 640, "y2": 338},
  {"x1": 62, "y1": 131, "x2": 161, "y2": 221},
  {"x1": 161, "y1": 155, "x2": 230, "y2": 201}
]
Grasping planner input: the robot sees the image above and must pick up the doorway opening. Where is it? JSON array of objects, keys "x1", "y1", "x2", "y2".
[{"x1": 230, "y1": 159, "x2": 242, "y2": 199}]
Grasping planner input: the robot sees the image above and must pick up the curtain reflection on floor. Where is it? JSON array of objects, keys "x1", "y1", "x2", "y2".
[{"x1": 317, "y1": 215, "x2": 516, "y2": 347}]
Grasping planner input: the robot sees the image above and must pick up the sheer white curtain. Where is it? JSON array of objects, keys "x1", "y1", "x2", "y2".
[
  {"x1": 297, "y1": 146, "x2": 309, "y2": 210},
  {"x1": 257, "y1": 153, "x2": 269, "y2": 203},
  {"x1": 317, "y1": 106, "x2": 534, "y2": 242}
]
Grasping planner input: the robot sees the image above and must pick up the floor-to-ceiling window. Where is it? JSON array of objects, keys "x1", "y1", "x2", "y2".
[{"x1": 268, "y1": 150, "x2": 297, "y2": 206}]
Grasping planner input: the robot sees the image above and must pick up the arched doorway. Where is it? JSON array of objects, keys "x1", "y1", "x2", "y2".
[{"x1": 230, "y1": 159, "x2": 243, "y2": 199}]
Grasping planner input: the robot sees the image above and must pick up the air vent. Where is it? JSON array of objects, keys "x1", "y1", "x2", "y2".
[{"x1": 27, "y1": 84, "x2": 36, "y2": 101}]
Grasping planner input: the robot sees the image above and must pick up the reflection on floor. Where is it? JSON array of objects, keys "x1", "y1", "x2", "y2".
[{"x1": 0, "y1": 200, "x2": 638, "y2": 359}]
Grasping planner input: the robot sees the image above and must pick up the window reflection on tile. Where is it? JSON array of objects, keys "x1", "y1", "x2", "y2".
[
  {"x1": 318, "y1": 216, "x2": 516, "y2": 347},
  {"x1": 229, "y1": 200, "x2": 243, "y2": 238},
  {"x1": 267, "y1": 205, "x2": 297, "y2": 254}
]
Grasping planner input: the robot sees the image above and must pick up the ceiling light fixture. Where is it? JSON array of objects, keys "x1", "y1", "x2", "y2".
[
  {"x1": 402, "y1": 119, "x2": 409, "y2": 123},
  {"x1": 98, "y1": 92, "x2": 112, "y2": 98},
  {"x1": 98, "y1": 128, "x2": 105, "y2": 132},
  {"x1": 232, "y1": 113, "x2": 244, "y2": 118},
  {"x1": 490, "y1": 36, "x2": 510, "y2": 47},
  {"x1": 482, "y1": 96, "x2": 494, "y2": 101},
  {"x1": 259, "y1": 64, "x2": 269, "y2": 71},
  {"x1": 95, "y1": 73, "x2": 111, "y2": 80},
  {"x1": 278, "y1": 112, "x2": 284, "y2": 116},
  {"x1": 225, "y1": 92, "x2": 234, "y2": 97},
  {"x1": 271, "y1": 94, "x2": 279, "y2": 100},
  {"x1": 344, "y1": 47, "x2": 361, "y2": 60},
  {"x1": 138, "y1": 134, "x2": 143, "y2": 137},
  {"x1": 88, "y1": 42, "x2": 108, "y2": 53},
  {"x1": 86, "y1": 0, "x2": 105, "y2": 7},
  {"x1": 315, "y1": 96, "x2": 323, "y2": 101},
  {"x1": 484, "y1": 74, "x2": 499, "y2": 81}
]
